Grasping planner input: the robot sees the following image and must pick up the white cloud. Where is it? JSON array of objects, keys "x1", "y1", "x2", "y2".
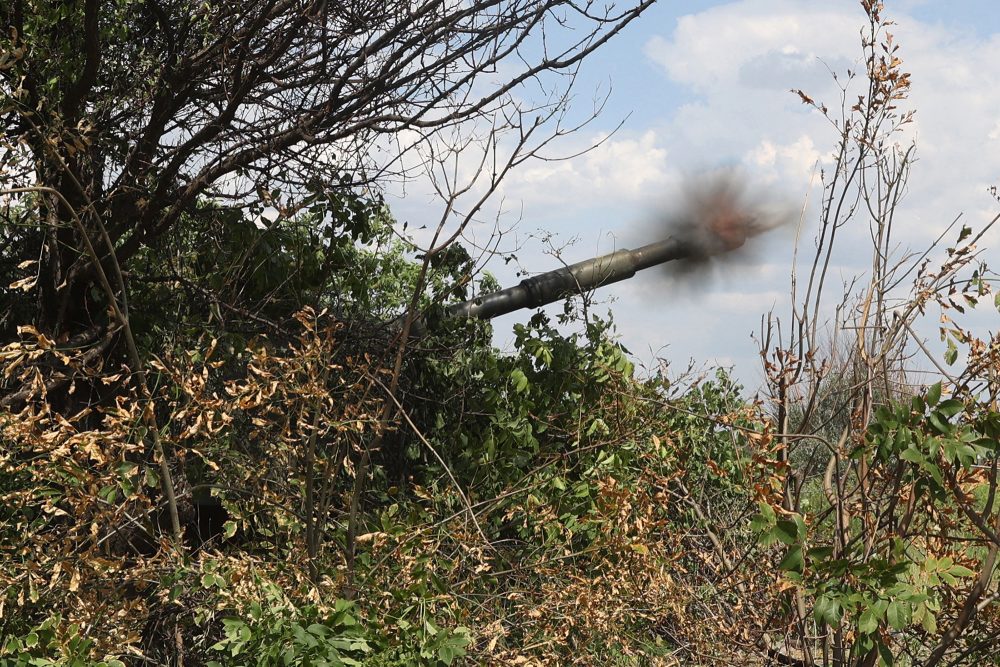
[
  {"x1": 384, "y1": 1, "x2": 1000, "y2": 386},
  {"x1": 988, "y1": 120, "x2": 1000, "y2": 142},
  {"x1": 503, "y1": 129, "x2": 673, "y2": 210},
  {"x1": 745, "y1": 135, "x2": 825, "y2": 184},
  {"x1": 643, "y1": 2, "x2": 859, "y2": 94},
  {"x1": 606, "y1": 1, "x2": 1000, "y2": 380}
]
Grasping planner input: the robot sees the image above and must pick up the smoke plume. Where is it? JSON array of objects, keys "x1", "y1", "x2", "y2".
[{"x1": 631, "y1": 168, "x2": 796, "y2": 294}]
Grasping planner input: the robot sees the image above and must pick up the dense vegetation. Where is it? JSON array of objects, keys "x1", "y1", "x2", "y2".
[{"x1": 2, "y1": 0, "x2": 999, "y2": 665}]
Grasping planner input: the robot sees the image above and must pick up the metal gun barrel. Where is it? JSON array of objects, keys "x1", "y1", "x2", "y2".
[{"x1": 448, "y1": 236, "x2": 694, "y2": 321}]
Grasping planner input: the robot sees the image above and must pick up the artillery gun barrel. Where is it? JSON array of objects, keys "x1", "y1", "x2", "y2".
[
  {"x1": 448, "y1": 235, "x2": 699, "y2": 321},
  {"x1": 423, "y1": 171, "x2": 778, "y2": 330}
]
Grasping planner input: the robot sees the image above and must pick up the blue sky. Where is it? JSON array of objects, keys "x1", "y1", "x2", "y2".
[{"x1": 389, "y1": 0, "x2": 1000, "y2": 390}]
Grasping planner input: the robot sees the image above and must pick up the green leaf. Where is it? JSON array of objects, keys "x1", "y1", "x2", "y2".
[
  {"x1": 307, "y1": 623, "x2": 329, "y2": 636},
  {"x1": 859, "y1": 608, "x2": 878, "y2": 634},
  {"x1": 945, "y1": 339, "x2": 958, "y2": 365},
  {"x1": 510, "y1": 368, "x2": 529, "y2": 394},
  {"x1": 750, "y1": 514, "x2": 771, "y2": 533},
  {"x1": 928, "y1": 412, "x2": 950, "y2": 434},
  {"x1": 808, "y1": 546, "x2": 834, "y2": 560},
  {"x1": 937, "y1": 399, "x2": 964, "y2": 418},
  {"x1": 585, "y1": 418, "x2": 608, "y2": 437},
  {"x1": 774, "y1": 519, "x2": 799, "y2": 545},
  {"x1": 778, "y1": 545, "x2": 803, "y2": 573},
  {"x1": 926, "y1": 382, "x2": 941, "y2": 407},
  {"x1": 814, "y1": 594, "x2": 842, "y2": 626},
  {"x1": 893, "y1": 427, "x2": 911, "y2": 451},
  {"x1": 921, "y1": 461, "x2": 944, "y2": 487},
  {"x1": 793, "y1": 513, "x2": 808, "y2": 540},
  {"x1": 887, "y1": 601, "x2": 908, "y2": 630},
  {"x1": 751, "y1": 502, "x2": 776, "y2": 534},
  {"x1": 947, "y1": 564, "x2": 975, "y2": 578},
  {"x1": 877, "y1": 640, "x2": 894, "y2": 666}
]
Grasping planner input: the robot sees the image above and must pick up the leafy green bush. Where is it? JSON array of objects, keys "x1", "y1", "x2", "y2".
[
  {"x1": 0, "y1": 616, "x2": 125, "y2": 667},
  {"x1": 207, "y1": 599, "x2": 370, "y2": 667}
]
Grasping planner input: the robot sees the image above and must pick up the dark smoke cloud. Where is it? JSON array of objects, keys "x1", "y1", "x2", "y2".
[{"x1": 629, "y1": 167, "x2": 797, "y2": 296}]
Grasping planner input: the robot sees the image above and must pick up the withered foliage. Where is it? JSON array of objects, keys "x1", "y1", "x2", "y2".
[
  {"x1": 1, "y1": 303, "x2": 775, "y2": 664},
  {"x1": 1, "y1": 309, "x2": 382, "y2": 655},
  {"x1": 755, "y1": 3, "x2": 1000, "y2": 666}
]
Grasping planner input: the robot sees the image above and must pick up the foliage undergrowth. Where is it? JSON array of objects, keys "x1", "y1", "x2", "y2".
[
  {"x1": 1, "y1": 295, "x2": 770, "y2": 664},
  {"x1": 3, "y1": 2, "x2": 1000, "y2": 666}
]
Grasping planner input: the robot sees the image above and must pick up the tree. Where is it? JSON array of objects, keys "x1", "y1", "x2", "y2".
[
  {"x1": 2, "y1": 4, "x2": 675, "y2": 661},
  {"x1": 753, "y1": 3, "x2": 1000, "y2": 665},
  {"x1": 0, "y1": 0, "x2": 653, "y2": 403}
]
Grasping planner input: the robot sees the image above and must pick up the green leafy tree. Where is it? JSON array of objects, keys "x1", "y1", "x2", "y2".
[{"x1": 1, "y1": 0, "x2": 652, "y2": 404}]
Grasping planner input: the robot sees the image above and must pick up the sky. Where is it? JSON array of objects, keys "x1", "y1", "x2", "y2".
[{"x1": 387, "y1": 0, "x2": 1000, "y2": 391}]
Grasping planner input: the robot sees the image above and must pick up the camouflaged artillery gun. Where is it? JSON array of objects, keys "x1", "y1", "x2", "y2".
[
  {"x1": 438, "y1": 186, "x2": 767, "y2": 326},
  {"x1": 400, "y1": 172, "x2": 784, "y2": 336},
  {"x1": 445, "y1": 236, "x2": 696, "y2": 322}
]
